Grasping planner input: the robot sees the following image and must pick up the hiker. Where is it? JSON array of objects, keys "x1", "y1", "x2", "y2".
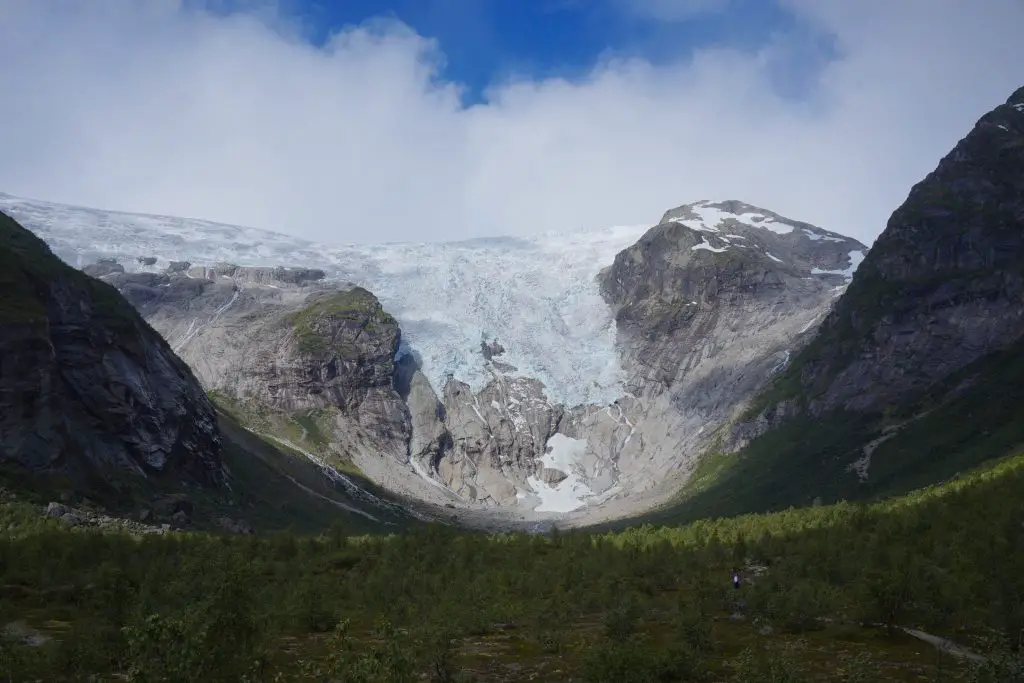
[{"x1": 732, "y1": 567, "x2": 741, "y2": 589}]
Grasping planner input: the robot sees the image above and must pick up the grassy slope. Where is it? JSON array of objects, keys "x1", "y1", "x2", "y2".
[{"x1": 206, "y1": 407, "x2": 424, "y2": 534}]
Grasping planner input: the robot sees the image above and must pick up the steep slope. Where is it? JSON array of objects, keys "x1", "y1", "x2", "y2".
[
  {"x1": 104, "y1": 263, "x2": 456, "y2": 510},
  {"x1": 767, "y1": 86, "x2": 1024, "y2": 417},
  {"x1": 638, "y1": 85, "x2": 1024, "y2": 524},
  {"x1": 0, "y1": 210, "x2": 224, "y2": 497},
  {"x1": 576, "y1": 200, "x2": 867, "y2": 520}
]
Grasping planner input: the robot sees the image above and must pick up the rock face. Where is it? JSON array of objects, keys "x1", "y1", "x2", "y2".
[
  {"x1": 101, "y1": 264, "x2": 447, "y2": 503},
  {"x1": 584, "y1": 201, "x2": 867, "y2": 507},
  {"x1": 0, "y1": 211, "x2": 223, "y2": 489},
  {"x1": 748, "y1": 85, "x2": 1024, "y2": 423}
]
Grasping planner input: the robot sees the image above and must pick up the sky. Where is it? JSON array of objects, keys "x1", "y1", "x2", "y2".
[{"x1": 0, "y1": 0, "x2": 1021, "y2": 246}]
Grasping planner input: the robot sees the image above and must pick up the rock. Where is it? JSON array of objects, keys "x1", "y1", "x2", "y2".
[
  {"x1": 541, "y1": 468, "x2": 568, "y2": 485},
  {"x1": 44, "y1": 502, "x2": 67, "y2": 518},
  {"x1": 136, "y1": 256, "x2": 157, "y2": 266},
  {"x1": 167, "y1": 260, "x2": 191, "y2": 273},
  {"x1": 170, "y1": 510, "x2": 190, "y2": 529},
  {"x1": 153, "y1": 496, "x2": 194, "y2": 519},
  {"x1": 216, "y1": 516, "x2": 254, "y2": 534},
  {"x1": 480, "y1": 338, "x2": 506, "y2": 360},
  {"x1": 82, "y1": 258, "x2": 125, "y2": 277},
  {"x1": 138, "y1": 508, "x2": 152, "y2": 523},
  {"x1": 3, "y1": 621, "x2": 50, "y2": 647},
  {"x1": 59, "y1": 512, "x2": 84, "y2": 526}
]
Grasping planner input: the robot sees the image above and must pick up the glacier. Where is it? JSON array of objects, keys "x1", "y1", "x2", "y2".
[{"x1": 0, "y1": 193, "x2": 649, "y2": 407}]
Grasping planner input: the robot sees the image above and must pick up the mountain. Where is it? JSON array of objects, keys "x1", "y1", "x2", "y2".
[
  {"x1": 630, "y1": 84, "x2": 1024, "y2": 525},
  {"x1": 0, "y1": 209, "x2": 223, "y2": 499},
  {"x1": 0, "y1": 191, "x2": 868, "y2": 526}
]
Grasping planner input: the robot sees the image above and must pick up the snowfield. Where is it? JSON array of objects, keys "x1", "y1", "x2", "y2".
[{"x1": 525, "y1": 434, "x2": 593, "y2": 513}]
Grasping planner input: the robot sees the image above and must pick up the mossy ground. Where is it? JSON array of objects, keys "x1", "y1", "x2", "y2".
[{"x1": 288, "y1": 287, "x2": 396, "y2": 357}]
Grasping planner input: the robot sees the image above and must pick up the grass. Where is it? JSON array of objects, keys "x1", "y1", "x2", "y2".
[
  {"x1": 288, "y1": 287, "x2": 397, "y2": 357},
  {"x1": 208, "y1": 390, "x2": 366, "y2": 478},
  {"x1": 205, "y1": 408, "x2": 421, "y2": 534}
]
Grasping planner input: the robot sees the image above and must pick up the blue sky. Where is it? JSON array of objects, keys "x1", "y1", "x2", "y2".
[
  {"x1": 201, "y1": 0, "x2": 836, "y2": 104},
  {"x1": 0, "y1": 0, "x2": 1021, "y2": 244}
]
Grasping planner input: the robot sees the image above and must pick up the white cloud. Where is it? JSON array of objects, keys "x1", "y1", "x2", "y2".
[{"x1": 0, "y1": 0, "x2": 1020, "y2": 245}]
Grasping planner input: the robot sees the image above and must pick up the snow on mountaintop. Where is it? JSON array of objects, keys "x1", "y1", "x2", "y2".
[
  {"x1": 0, "y1": 192, "x2": 649, "y2": 407},
  {"x1": 660, "y1": 199, "x2": 866, "y2": 282},
  {"x1": 667, "y1": 199, "x2": 797, "y2": 235}
]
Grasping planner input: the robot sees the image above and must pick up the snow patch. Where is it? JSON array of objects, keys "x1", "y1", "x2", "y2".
[
  {"x1": 765, "y1": 252, "x2": 783, "y2": 263},
  {"x1": 802, "y1": 228, "x2": 846, "y2": 243},
  {"x1": 691, "y1": 237, "x2": 728, "y2": 253},
  {"x1": 812, "y1": 250, "x2": 865, "y2": 280},
  {"x1": 526, "y1": 434, "x2": 593, "y2": 513},
  {"x1": 798, "y1": 316, "x2": 821, "y2": 334},
  {"x1": 669, "y1": 201, "x2": 796, "y2": 235}
]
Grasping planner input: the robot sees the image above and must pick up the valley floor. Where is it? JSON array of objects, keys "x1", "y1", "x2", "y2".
[{"x1": 1, "y1": 453, "x2": 1022, "y2": 682}]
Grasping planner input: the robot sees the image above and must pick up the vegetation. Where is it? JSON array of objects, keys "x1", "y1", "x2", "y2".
[
  {"x1": 0, "y1": 453, "x2": 1021, "y2": 681},
  {"x1": 288, "y1": 288, "x2": 397, "y2": 357}
]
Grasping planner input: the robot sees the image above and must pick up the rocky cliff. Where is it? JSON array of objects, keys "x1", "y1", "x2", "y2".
[
  {"x1": 102, "y1": 264, "x2": 463, "y2": 508},
  {"x1": 636, "y1": 85, "x2": 1024, "y2": 523},
  {"x1": 0, "y1": 211, "x2": 224, "y2": 492},
  {"x1": 766, "y1": 85, "x2": 1024, "y2": 417},
  {"x1": 581, "y1": 201, "x2": 867, "y2": 514}
]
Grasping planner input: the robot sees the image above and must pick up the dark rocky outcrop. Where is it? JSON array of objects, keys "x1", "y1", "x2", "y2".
[
  {"x1": 82, "y1": 258, "x2": 125, "y2": 278},
  {"x1": 0, "y1": 211, "x2": 224, "y2": 490},
  {"x1": 754, "y1": 85, "x2": 1024, "y2": 419}
]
